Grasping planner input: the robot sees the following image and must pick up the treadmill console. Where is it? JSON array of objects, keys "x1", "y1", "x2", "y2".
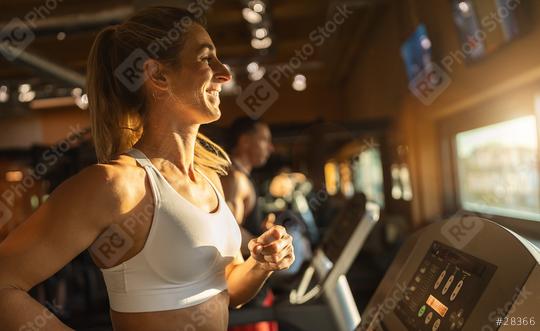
[
  {"x1": 395, "y1": 241, "x2": 496, "y2": 331},
  {"x1": 359, "y1": 216, "x2": 540, "y2": 331}
]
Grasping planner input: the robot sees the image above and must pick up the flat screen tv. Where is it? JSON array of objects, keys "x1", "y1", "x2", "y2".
[{"x1": 450, "y1": 0, "x2": 530, "y2": 61}]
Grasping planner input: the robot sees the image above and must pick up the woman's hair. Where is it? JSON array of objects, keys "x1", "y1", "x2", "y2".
[{"x1": 86, "y1": 6, "x2": 230, "y2": 175}]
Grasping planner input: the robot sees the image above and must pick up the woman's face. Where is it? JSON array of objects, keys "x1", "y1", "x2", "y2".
[{"x1": 162, "y1": 23, "x2": 231, "y2": 124}]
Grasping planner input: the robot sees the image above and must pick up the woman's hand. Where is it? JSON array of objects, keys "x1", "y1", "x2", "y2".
[{"x1": 248, "y1": 219, "x2": 295, "y2": 271}]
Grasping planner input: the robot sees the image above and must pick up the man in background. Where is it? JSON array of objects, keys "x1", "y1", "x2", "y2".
[{"x1": 221, "y1": 117, "x2": 275, "y2": 256}]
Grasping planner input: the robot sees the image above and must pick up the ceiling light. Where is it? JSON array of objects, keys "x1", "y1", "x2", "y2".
[
  {"x1": 250, "y1": 1, "x2": 265, "y2": 14},
  {"x1": 5, "y1": 170, "x2": 23, "y2": 182},
  {"x1": 247, "y1": 61, "x2": 259, "y2": 74},
  {"x1": 253, "y1": 27, "x2": 268, "y2": 39},
  {"x1": 251, "y1": 37, "x2": 272, "y2": 49},
  {"x1": 242, "y1": 8, "x2": 262, "y2": 24},
  {"x1": 18, "y1": 83, "x2": 37, "y2": 103},
  {"x1": 420, "y1": 36, "x2": 432, "y2": 50},
  {"x1": 75, "y1": 93, "x2": 88, "y2": 110},
  {"x1": 292, "y1": 74, "x2": 307, "y2": 91},
  {"x1": 458, "y1": 1, "x2": 470, "y2": 14},
  {"x1": 0, "y1": 86, "x2": 9, "y2": 103},
  {"x1": 71, "y1": 87, "x2": 82, "y2": 97},
  {"x1": 18, "y1": 84, "x2": 31, "y2": 94},
  {"x1": 249, "y1": 66, "x2": 266, "y2": 81}
]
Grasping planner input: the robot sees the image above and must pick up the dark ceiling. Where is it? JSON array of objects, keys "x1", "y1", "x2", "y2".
[{"x1": 0, "y1": 0, "x2": 386, "y2": 108}]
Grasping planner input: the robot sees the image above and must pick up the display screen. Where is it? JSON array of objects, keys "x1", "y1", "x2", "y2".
[
  {"x1": 426, "y1": 295, "x2": 448, "y2": 317},
  {"x1": 400, "y1": 24, "x2": 433, "y2": 82},
  {"x1": 450, "y1": 0, "x2": 528, "y2": 61},
  {"x1": 391, "y1": 241, "x2": 496, "y2": 331}
]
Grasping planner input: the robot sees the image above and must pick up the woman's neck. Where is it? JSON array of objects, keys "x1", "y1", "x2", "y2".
[{"x1": 134, "y1": 116, "x2": 200, "y2": 179}]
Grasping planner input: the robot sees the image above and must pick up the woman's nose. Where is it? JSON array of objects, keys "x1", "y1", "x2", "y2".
[{"x1": 214, "y1": 61, "x2": 232, "y2": 83}]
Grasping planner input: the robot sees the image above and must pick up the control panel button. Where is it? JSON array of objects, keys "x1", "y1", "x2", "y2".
[
  {"x1": 425, "y1": 312, "x2": 433, "y2": 324},
  {"x1": 442, "y1": 274, "x2": 455, "y2": 295},
  {"x1": 450, "y1": 321, "x2": 457, "y2": 330},
  {"x1": 457, "y1": 308, "x2": 464, "y2": 318},
  {"x1": 415, "y1": 275, "x2": 422, "y2": 283},
  {"x1": 434, "y1": 270, "x2": 446, "y2": 290},
  {"x1": 420, "y1": 266, "x2": 427, "y2": 274},
  {"x1": 418, "y1": 305, "x2": 426, "y2": 317},
  {"x1": 432, "y1": 318, "x2": 441, "y2": 331},
  {"x1": 457, "y1": 317, "x2": 465, "y2": 328},
  {"x1": 450, "y1": 280, "x2": 464, "y2": 302}
]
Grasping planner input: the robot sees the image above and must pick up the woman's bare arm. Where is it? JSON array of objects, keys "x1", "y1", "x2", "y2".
[{"x1": 0, "y1": 164, "x2": 125, "y2": 330}]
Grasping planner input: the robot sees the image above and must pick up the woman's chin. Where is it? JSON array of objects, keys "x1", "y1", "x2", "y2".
[{"x1": 203, "y1": 105, "x2": 221, "y2": 122}]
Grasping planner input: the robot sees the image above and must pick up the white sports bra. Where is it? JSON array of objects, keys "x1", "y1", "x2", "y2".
[{"x1": 100, "y1": 148, "x2": 241, "y2": 313}]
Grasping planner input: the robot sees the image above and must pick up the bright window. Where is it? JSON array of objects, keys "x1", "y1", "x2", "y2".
[
  {"x1": 351, "y1": 148, "x2": 385, "y2": 207},
  {"x1": 455, "y1": 115, "x2": 540, "y2": 221}
]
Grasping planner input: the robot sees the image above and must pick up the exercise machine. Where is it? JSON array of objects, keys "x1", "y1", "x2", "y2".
[
  {"x1": 357, "y1": 214, "x2": 540, "y2": 331},
  {"x1": 229, "y1": 195, "x2": 381, "y2": 331}
]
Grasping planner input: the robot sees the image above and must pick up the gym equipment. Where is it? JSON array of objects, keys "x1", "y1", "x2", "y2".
[
  {"x1": 229, "y1": 195, "x2": 381, "y2": 331},
  {"x1": 357, "y1": 214, "x2": 540, "y2": 331}
]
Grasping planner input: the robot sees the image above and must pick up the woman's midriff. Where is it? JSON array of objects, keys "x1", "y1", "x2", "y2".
[{"x1": 110, "y1": 291, "x2": 230, "y2": 331}]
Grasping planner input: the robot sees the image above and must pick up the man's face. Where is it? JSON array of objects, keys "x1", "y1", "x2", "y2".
[{"x1": 245, "y1": 124, "x2": 274, "y2": 167}]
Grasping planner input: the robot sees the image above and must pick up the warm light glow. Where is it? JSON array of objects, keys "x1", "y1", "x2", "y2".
[
  {"x1": 18, "y1": 84, "x2": 35, "y2": 102},
  {"x1": 251, "y1": 1, "x2": 265, "y2": 14},
  {"x1": 5, "y1": 170, "x2": 23, "y2": 182},
  {"x1": 249, "y1": 66, "x2": 266, "y2": 81},
  {"x1": 292, "y1": 74, "x2": 307, "y2": 91},
  {"x1": 254, "y1": 27, "x2": 268, "y2": 39},
  {"x1": 324, "y1": 162, "x2": 338, "y2": 195},
  {"x1": 19, "y1": 84, "x2": 31, "y2": 94},
  {"x1": 251, "y1": 37, "x2": 272, "y2": 49},
  {"x1": 242, "y1": 8, "x2": 262, "y2": 24},
  {"x1": 0, "y1": 85, "x2": 9, "y2": 103},
  {"x1": 456, "y1": 115, "x2": 540, "y2": 220},
  {"x1": 18, "y1": 91, "x2": 36, "y2": 102},
  {"x1": 247, "y1": 61, "x2": 259, "y2": 73},
  {"x1": 420, "y1": 36, "x2": 432, "y2": 50},
  {"x1": 458, "y1": 1, "x2": 470, "y2": 14}
]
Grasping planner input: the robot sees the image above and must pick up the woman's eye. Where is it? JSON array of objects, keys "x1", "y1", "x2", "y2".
[{"x1": 202, "y1": 57, "x2": 211, "y2": 63}]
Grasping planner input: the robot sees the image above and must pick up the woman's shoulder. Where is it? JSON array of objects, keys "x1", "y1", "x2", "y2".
[
  {"x1": 78, "y1": 154, "x2": 141, "y2": 187},
  {"x1": 66, "y1": 154, "x2": 146, "y2": 210}
]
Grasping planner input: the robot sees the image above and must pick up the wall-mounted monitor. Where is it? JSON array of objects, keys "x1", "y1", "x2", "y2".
[
  {"x1": 400, "y1": 24, "x2": 434, "y2": 82},
  {"x1": 450, "y1": 0, "x2": 530, "y2": 61}
]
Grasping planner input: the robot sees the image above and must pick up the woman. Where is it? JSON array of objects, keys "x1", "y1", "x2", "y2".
[{"x1": 0, "y1": 6, "x2": 294, "y2": 331}]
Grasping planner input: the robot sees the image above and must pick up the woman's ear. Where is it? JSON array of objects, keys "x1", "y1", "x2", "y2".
[{"x1": 144, "y1": 59, "x2": 168, "y2": 92}]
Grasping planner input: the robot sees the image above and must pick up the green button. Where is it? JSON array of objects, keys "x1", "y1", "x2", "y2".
[{"x1": 418, "y1": 305, "x2": 426, "y2": 317}]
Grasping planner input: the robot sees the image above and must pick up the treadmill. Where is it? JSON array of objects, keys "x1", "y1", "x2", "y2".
[
  {"x1": 357, "y1": 214, "x2": 540, "y2": 331},
  {"x1": 229, "y1": 195, "x2": 381, "y2": 331}
]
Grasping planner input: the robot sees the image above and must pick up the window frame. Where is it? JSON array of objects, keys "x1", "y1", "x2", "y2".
[{"x1": 438, "y1": 85, "x2": 540, "y2": 239}]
